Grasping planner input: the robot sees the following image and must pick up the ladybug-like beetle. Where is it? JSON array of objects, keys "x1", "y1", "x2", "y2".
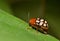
[{"x1": 29, "y1": 18, "x2": 48, "y2": 34}]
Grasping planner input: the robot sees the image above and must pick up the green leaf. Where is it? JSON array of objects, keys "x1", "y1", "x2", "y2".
[{"x1": 0, "y1": 9, "x2": 59, "y2": 41}]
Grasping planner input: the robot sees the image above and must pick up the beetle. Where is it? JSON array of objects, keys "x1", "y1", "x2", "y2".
[{"x1": 29, "y1": 18, "x2": 48, "y2": 34}]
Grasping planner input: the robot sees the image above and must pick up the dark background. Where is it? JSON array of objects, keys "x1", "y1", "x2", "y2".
[{"x1": 0, "y1": 0, "x2": 60, "y2": 40}]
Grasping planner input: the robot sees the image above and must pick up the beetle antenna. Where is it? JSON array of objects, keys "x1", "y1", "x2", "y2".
[
  {"x1": 28, "y1": 11, "x2": 30, "y2": 23},
  {"x1": 27, "y1": 7, "x2": 30, "y2": 24}
]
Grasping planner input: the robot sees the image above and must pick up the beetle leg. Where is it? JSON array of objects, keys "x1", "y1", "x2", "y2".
[{"x1": 44, "y1": 31, "x2": 47, "y2": 34}]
